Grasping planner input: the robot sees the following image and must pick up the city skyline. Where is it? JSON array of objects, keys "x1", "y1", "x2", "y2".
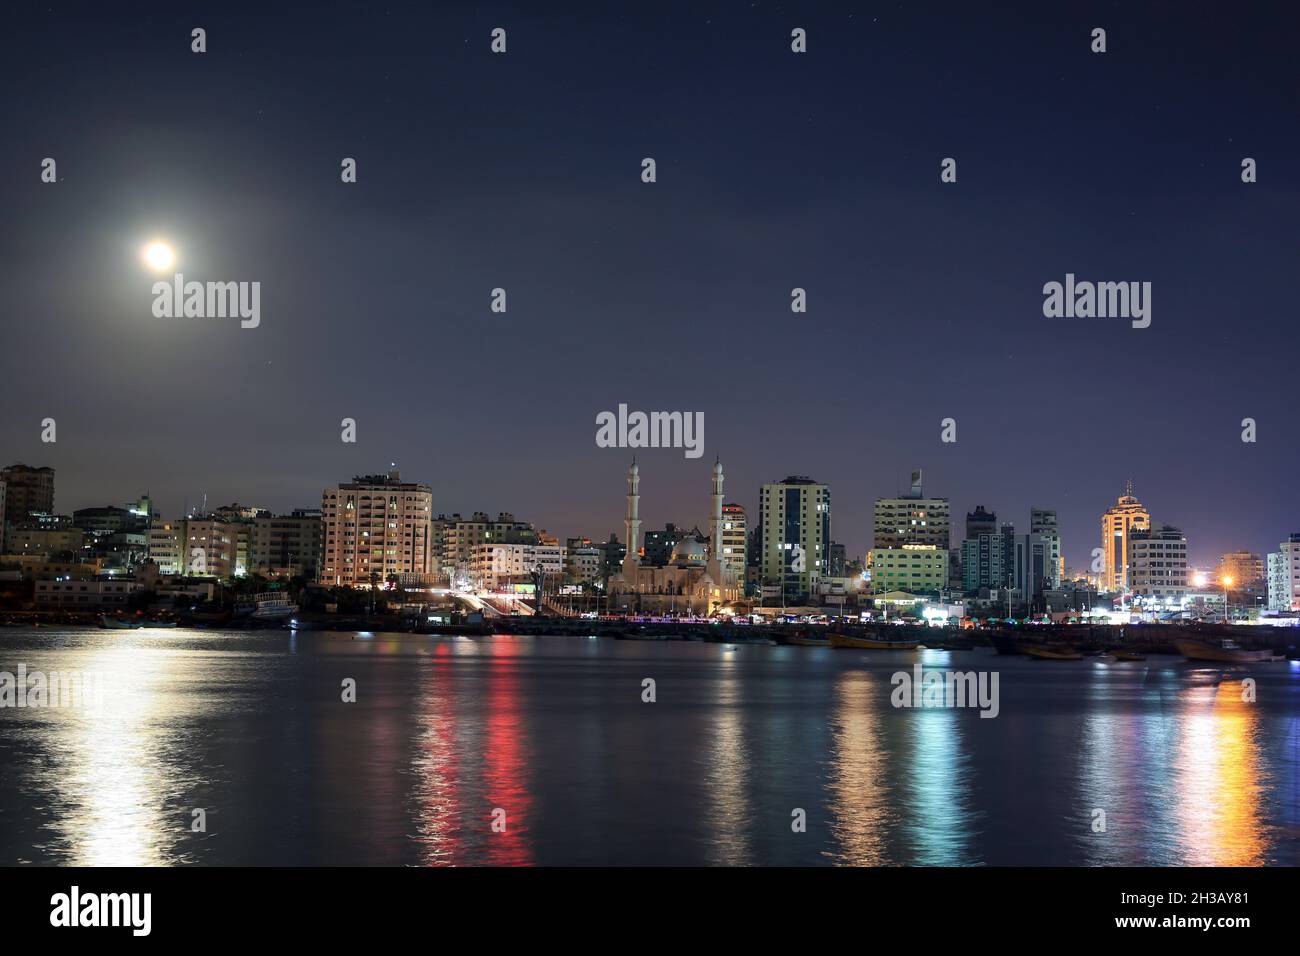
[{"x1": 2, "y1": 455, "x2": 1294, "y2": 574}]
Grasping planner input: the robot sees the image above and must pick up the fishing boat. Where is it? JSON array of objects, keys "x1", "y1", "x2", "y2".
[
  {"x1": 1024, "y1": 645, "x2": 1083, "y2": 661},
  {"x1": 829, "y1": 633, "x2": 920, "y2": 650},
  {"x1": 1174, "y1": 638, "x2": 1273, "y2": 663},
  {"x1": 1112, "y1": 649, "x2": 1147, "y2": 662},
  {"x1": 786, "y1": 635, "x2": 832, "y2": 647},
  {"x1": 98, "y1": 615, "x2": 142, "y2": 630}
]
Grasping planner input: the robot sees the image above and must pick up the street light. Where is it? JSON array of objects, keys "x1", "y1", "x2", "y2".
[{"x1": 1221, "y1": 575, "x2": 1233, "y2": 623}]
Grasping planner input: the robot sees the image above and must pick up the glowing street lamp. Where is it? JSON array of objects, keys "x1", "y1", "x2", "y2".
[{"x1": 1221, "y1": 575, "x2": 1234, "y2": 623}]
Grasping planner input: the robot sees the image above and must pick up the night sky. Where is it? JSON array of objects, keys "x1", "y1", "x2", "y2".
[{"x1": 2, "y1": 1, "x2": 1298, "y2": 570}]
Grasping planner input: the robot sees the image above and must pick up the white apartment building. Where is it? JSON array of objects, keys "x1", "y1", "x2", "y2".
[
  {"x1": 320, "y1": 470, "x2": 433, "y2": 587},
  {"x1": 147, "y1": 520, "x2": 186, "y2": 575},
  {"x1": 470, "y1": 542, "x2": 563, "y2": 589},
  {"x1": 1267, "y1": 534, "x2": 1300, "y2": 612},
  {"x1": 1127, "y1": 524, "x2": 1189, "y2": 602}
]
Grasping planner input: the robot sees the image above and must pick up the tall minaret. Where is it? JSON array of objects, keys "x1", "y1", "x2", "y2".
[
  {"x1": 707, "y1": 458, "x2": 725, "y2": 580},
  {"x1": 622, "y1": 460, "x2": 641, "y2": 576}
]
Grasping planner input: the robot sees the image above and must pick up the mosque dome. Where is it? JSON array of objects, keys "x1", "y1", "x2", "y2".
[{"x1": 671, "y1": 537, "x2": 708, "y2": 565}]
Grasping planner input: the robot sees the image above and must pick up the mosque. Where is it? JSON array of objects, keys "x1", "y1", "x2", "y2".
[{"x1": 607, "y1": 459, "x2": 743, "y2": 617}]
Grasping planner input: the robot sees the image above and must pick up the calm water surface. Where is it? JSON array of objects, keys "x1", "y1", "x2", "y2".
[{"x1": 1, "y1": 628, "x2": 1298, "y2": 866}]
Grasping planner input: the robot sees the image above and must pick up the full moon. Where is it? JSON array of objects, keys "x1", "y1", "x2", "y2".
[{"x1": 142, "y1": 240, "x2": 176, "y2": 272}]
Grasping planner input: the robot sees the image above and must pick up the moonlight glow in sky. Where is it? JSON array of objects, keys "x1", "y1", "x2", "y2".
[
  {"x1": 2, "y1": 2, "x2": 1299, "y2": 570},
  {"x1": 142, "y1": 241, "x2": 176, "y2": 272}
]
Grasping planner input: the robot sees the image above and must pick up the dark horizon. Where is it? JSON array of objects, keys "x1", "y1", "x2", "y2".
[{"x1": 3, "y1": 1, "x2": 1298, "y2": 569}]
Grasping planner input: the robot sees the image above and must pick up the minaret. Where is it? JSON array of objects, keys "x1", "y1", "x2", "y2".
[
  {"x1": 707, "y1": 458, "x2": 725, "y2": 580},
  {"x1": 622, "y1": 460, "x2": 641, "y2": 576}
]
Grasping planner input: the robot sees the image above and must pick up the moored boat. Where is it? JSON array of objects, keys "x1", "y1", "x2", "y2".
[
  {"x1": 786, "y1": 635, "x2": 832, "y2": 647},
  {"x1": 249, "y1": 593, "x2": 298, "y2": 620},
  {"x1": 99, "y1": 615, "x2": 142, "y2": 630},
  {"x1": 1024, "y1": 645, "x2": 1083, "y2": 661},
  {"x1": 1174, "y1": 638, "x2": 1273, "y2": 663},
  {"x1": 829, "y1": 633, "x2": 920, "y2": 650}
]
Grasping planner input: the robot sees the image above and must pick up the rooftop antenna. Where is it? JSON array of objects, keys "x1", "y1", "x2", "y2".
[{"x1": 1125, "y1": 478, "x2": 1133, "y2": 496}]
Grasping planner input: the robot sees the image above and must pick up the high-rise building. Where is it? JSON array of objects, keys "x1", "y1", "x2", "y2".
[
  {"x1": 1127, "y1": 524, "x2": 1189, "y2": 602},
  {"x1": 961, "y1": 522, "x2": 1013, "y2": 593},
  {"x1": 873, "y1": 470, "x2": 950, "y2": 551},
  {"x1": 760, "y1": 476, "x2": 831, "y2": 602},
  {"x1": 720, "y1": 503, "x2": 747, "y2": 579},
  {"x1": 1266, "y1": 534, "x2": 1300, "y2": 612},
  {"x1": 1100, "y1": 483, "x2": 1150, "y2": 592},
  {"x1": 1029, "y1": 508, "x2": 1063, "y2": 590},
  {"x1": 0, "y1": 463, "x2": 55, "y2": 529},
  {"x1": 320, "y1": 469, "x2": 433, "y2": 587},
  {"x1": 1012, "y1": 530, "x2": 1062, "y2": 603}
]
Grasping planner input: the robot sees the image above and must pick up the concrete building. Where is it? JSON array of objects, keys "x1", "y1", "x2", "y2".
[
  {"x1": 1100, "y1": 483, "x2": 1150, "y2": 592},
  {"x1": 251, "y1": 510, "x2": 323, "y2": 580},
  {"x1": 183, "y1": 517, "x2": 238, "y2": 580},
  {"x1": 875, "y1": 469, "x2": 953, "y2": 586},
  {"x1": 965, "y1": 505, "x2": 998, "y2": 539},
  {"x1": 1267, "y1": 534, "x2": 1300, "y2": 612},
  {"x1": 73, "y1": 498, "x2": 152, "y2": 536},
  {"x1": 148, "y1": 520, "x2": 187, "y2": 575},
  {"x1": 1012, "y1": 531, "x2": 1063, "y2": 604},
  {"x1": 759, "y1": 475, "x2": 831, "y2": 603},
  {"x1": 869, "y1": 543, "x2": 948, "y2": 595},
  {"x1": 1127, "y1": 524, "x2": 1189, "y2": 602},
  {"x1": 643, "y1": 523, "x2": 692, "y2": 567},
  {"x1": 4, "y1": 524, "x2": 85, "y2": 558},
  {"x1": 432, "y1": 512, "x2": 537, "y2": 577},
  {"x1": 961, "y1": 522, "x2": 1013, "y2": 593},
  {"x1": 321, "y1": 470, "x2": 433, "y2": 587},
  {"x1": 873, "y1": 470, "x2": 950, "y2": 551},
  {"x1": 0, "y1": 463, "x2": 55, "y2": 529},
  {"x1": 1029, "y1": 508, "x2": 1063, "y2": 588},
  {"x1": 1217, "y1": 551, "x2": 1265, "y2": 588},
  {"x1": 721, "y1": 504, "x2": 747, "y2": 580},
  {"x1": 564, "y1": 543, "x2": 603, "y2": 584},
  {"x1": 470, "y1": 542, "x2": 564, "y2": 589},
  {"x1": 35, "y1": 578, "x2": 140, "y2": 609}
]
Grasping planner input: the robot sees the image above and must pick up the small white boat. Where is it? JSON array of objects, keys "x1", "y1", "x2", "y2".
[{"x1": 250, "y1": 592, "x2": 298, "y2": 620}]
